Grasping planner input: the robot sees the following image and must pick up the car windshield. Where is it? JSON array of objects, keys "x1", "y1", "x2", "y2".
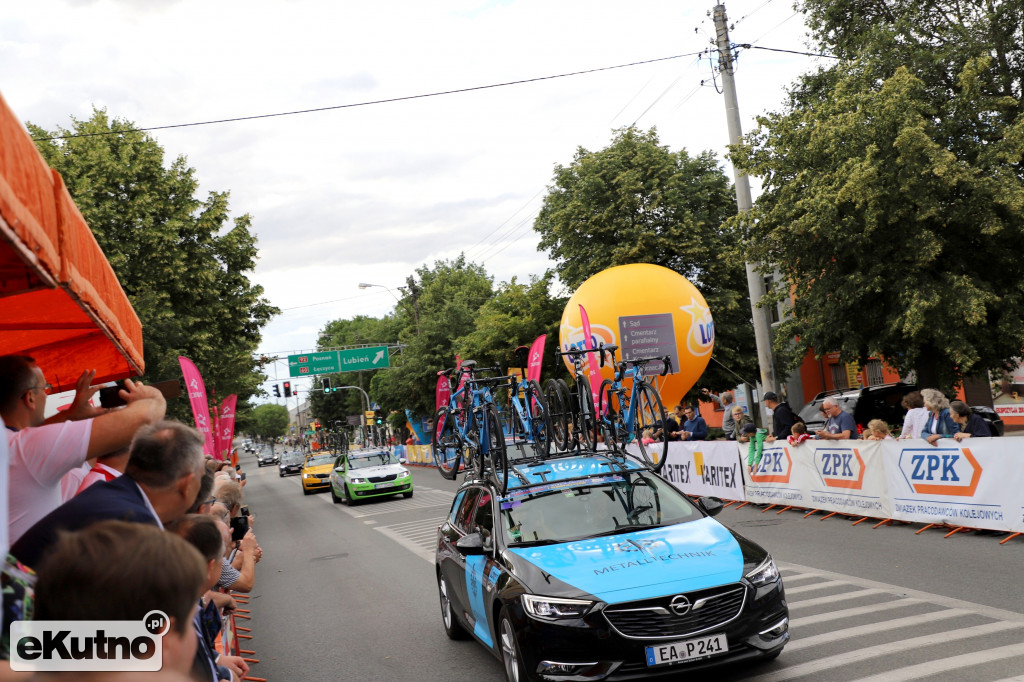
[
  {"x1": 281, "y1": 452, "x2": 303, "y2": 463},
  {"x1": 500, "y1": 471, "x2": 700, "y2": 545},
  {"x1": 349, "y1": 452, "x2": 397, "y2": 469},
  {"x1": 305, "y1": 454, "x2": 335, "y2": 467}
]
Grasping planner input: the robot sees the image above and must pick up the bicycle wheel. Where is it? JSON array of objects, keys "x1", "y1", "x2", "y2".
[
  {"x1": 484, "y1": 404, "x2": 509, "y2": 496},
  {"x1": 596, "y1": 379, "x2": 624, "y2": 450},
  {"x1": 431, "y1": 407, "x2": 462, "y2": 479},
  {"x1": 544, "y1": 379, "x2": 570, "y2": 452},
  {"x1": 526, "y1": 380, "x2": 550, "y2": 458},
  {"x1": 577, "y1": 382, "x2": 597, "y2": 453},
  {"x1": 634, "y1": 382, "x2": 669, "y2": 472},
  {"x1": 628, "y1": 476, "x2": 661, "y2": 525}
]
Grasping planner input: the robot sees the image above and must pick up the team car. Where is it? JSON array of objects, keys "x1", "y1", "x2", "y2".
[
  {"x1": 278, "y1": 451, "x2": 304, "y2": 477},
  {"x1": 301, "y1": 452, "x2": 336, "y2": 494},
  {"x1": 330, "y1": 449, "x2": 413, "y2": 505},
  {"x1": 435, "y1": 453, "x2": 788, "y2": 681},
  {"x1": 256, "y1": 447, "x2": 279, "y2": 467}
]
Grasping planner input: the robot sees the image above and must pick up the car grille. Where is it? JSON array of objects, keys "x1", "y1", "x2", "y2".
[
  {"x1": 314, "y1": 473, "x2": 330, "y2": 479},
  {"x1": 368, "y1": 474, "x2": 397, "y2": 483},
  {"x1": 602, "y1": 584, "x2": 746, "y2": 640}
]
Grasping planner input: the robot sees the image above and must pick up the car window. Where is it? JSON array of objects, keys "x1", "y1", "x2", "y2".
[
  {"x1": 453, "y1": 489, "x2": 481, "y2": 534},
  {"x1": 474, "y1": 490, "x2": 493, "y2": 537},
  {"x1": 501, "y1": 472, "x2": 699, "y2": 545},
  {"x1": 334, "y1": 455, "x2": 344, "y2": 468},
  {"x1": 448, "y1": 491, "x2": 467, "y2": 526},
  {"x1": 305, "y1": 453, "x2": 334, "y2": 467}
]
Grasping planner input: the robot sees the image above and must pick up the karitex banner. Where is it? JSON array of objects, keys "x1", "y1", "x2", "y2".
[
  {"x1": 629, "y1": 441, "x2": 746, "y2": 501},
  {"x1": 178, "y1": 357, "x2": 215, "y2": 457}
]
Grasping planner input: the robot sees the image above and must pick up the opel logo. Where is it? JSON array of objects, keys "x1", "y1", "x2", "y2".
[{"x1": 669, "y1": 595, "x2": 691, "y2": 616}]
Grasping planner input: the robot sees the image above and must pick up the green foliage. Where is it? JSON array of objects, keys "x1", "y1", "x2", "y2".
[
  {"x1": 733, "y1": 1, "x2": 1024, "y2": 391},
  {"x1": 533, "y1": 127, "x2": 757, "y2": 397},
  {"x1": 249, "y1": 403, "x2": 289, "y2": 439},
  {"x1": 29, "y1": 109, "x2": 278, "y2": 418}
]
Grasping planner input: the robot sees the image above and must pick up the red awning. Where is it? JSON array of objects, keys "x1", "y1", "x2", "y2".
[{"x1": 0, "y1": 90, "x2": 143, "y2": 391}]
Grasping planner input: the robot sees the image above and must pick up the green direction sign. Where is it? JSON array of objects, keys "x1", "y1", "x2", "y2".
[
  {"x1": 288, "y1": 351, "x2": 340, "y2": 377},
  {"x1": 338, "y1": 346, "x2": 390, "y2": 372}
]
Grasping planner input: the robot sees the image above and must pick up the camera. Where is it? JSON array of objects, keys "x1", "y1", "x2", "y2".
[
  {"x1": 229, "y1": 516, "x2": 249, "y2": 542},
  {"x1": 98, "y1": 378, "x2": 183, "y2": 408}
]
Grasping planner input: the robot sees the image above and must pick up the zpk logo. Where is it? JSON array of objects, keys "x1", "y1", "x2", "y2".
[
  {"x1": 814, "y1": 448, "x2": 865, "y2": 489},
  {"x1": 749, "y1": 447, "x2": 792, "y2": 484},
  {"x1": 898, "y1": 447, "x2": 982, "y2": 497}
]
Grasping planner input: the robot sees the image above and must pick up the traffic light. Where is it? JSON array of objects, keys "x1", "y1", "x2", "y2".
[
  {"x1": 283, "y1": 381, "x2": 292, "y2": 397},
  {"x1": 273, "y1": 384, "x2": 281, "y2": 397},
  {"x1": 322, "y1": 377, "x2": 331, "y2": 393},
  {"x1": 375, "y1": 409, "x2": 384, "y2": 425}
]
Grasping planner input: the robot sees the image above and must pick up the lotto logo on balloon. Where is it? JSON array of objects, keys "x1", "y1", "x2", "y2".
[{"x1": 559, "y1": 264, "x2": 715, "y2": 409}]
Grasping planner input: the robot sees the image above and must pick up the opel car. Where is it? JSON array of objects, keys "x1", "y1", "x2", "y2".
[
  {"x1": 300, "y1": 452, "x2": 335, "y2": 494},
  {"x1": 330, "y1": 449, "x2": 413, "y2": 505},
  {"x1": 278, "y1": 451, "x2": 304, "y2": 477},
  {"x1": 435, "y1": 453, "x2": 788, "y2": 681},
  {"x1": 256, "y1": 447, "x2": 279, "y2": 467}
]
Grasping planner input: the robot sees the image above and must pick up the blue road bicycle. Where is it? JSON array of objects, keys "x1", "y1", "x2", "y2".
[
  {"x1": 431, "y1": 361, "x2": 511, "y2": 495},
  {"x1": 502, "y1": 345, "x2": 551, "y2": 458},
  {"x1": 593, "y1": 344, "x2": 671, "y2": 473}
]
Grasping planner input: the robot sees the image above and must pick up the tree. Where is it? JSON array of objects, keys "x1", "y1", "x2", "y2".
[
  {"x1": 371, "y1": 256, "x2": 494, "y2": 418},
  {"x1": 534, "y1": 127, "x2": 757, "y2": 396},
  {"x1": 29, "y1": 109, "x2": 278, "y2": 418},
  {"x1": 250, "y1": 403, "x2": 289, "y2": 440},
  {"x1": 732, "y1": 0, "x2": 1024, "y2": 391}
]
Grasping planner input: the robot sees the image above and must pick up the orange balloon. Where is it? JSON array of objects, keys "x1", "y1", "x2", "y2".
[{"x1": 559, "y1": 264, "x2": 714, "y2": 409}]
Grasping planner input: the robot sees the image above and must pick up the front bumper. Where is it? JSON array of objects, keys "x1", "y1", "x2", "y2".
[
  {"x1": 349, "y1": 479, "x2": 413, "y2": 498},
  {"x1": 302, "y1": 476, "x2": 331, "y2": 490},
  {"x1": 512, "y1": 580, "x2": 788, "y2": 681}
]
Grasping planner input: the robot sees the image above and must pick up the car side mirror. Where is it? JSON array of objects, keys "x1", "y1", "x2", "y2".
[
  {"x1": 455, "y1": 533, "x2": 486, "y2": 556},
  {"x1": 698, "y1": 496, "x2": 724, "y2": 517},
  {"x1": 399, "y1": 457, "x2": 408, "y2": 464}
]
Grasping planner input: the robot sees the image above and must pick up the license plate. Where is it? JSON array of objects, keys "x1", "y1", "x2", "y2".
[
  {"x1": 375, "y1": 481, "x2": 397, "y2": 489},
  {"x1": 645, "y1": 634, "x2": 728, "y2": 667}
]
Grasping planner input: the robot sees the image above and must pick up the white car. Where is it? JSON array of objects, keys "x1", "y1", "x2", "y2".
[{"x1": 329, "y1": 450, "x2": 413, "y2": 505}]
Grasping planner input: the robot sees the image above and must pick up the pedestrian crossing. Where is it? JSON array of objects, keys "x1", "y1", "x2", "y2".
[{"x1": 374, "y1": 517, "x2": 442, "y2": 563}]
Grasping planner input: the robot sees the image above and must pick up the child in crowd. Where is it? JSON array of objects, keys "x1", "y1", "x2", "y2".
[
  {"x1": 787, "y1": 421, "x2": 811, "y2": 445},
  {"x1": 741, "y1": 423, "x2": 768, "y2": 473},
  {"x1": 863, "y1": 419, "x2": 894, "y2": 440},
  {"x1": 641, "y1": 428, "x2": 655, "y2": 445}
]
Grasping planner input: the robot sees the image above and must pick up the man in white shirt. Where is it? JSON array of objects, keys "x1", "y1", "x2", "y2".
[{"x1": 0, "y1": 354, "x2": 166, "y2": 543}]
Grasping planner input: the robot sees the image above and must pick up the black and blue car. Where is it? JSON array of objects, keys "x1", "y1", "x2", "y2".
[{"x1": 435, "y1": 454, "x2": 788, "y2": 681}]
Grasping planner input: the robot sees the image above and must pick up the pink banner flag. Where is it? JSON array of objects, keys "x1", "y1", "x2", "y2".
[
  {"x1": 526, "y1": 334, "x2": 547, "y2": 383},
  {"x1": 579, "y1": 306, "x2": 603, "y2": 414},
  {"x1": 218, "y1": 395, "x2": 238, "y2": 461},
  {"x1": 436, "y1": 376, "x2": 451, "y2": 412},
  {"x1": 178, "y1": 356, "x2": 215, "y2": 457},
  {"x1": 213, "y1": 407, "x2": 222, "y2": 461}
]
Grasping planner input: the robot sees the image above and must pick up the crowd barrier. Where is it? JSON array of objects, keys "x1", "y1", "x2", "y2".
[{"x1": 216, "y1": 589, "x2": 265, "y2": 681}]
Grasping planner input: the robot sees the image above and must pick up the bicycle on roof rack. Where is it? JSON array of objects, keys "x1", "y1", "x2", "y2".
[
  {"x1": 501, "y1": 345, "x2": 551, "y2": 458},
  {"x1": 592, "y1": 343, "x2": 672, "y2": 473},
  {"x1": 430, "y1": 361, "x2": 512, "y2": 495},
  {"x1": 545, "y1": 346, "x2": 600, "y2": 454}
]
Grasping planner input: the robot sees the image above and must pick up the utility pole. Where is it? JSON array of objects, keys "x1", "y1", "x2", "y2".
[{"x1": 713, "y1": 3, "x2": 778, "y2": 399}]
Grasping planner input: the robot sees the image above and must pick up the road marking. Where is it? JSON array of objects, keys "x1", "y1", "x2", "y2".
[
  {"x1": 783, "y1": 579, "x2": 847, "y2": 595},
  {"x1": 788, "y1": 608, "x2": 971, "y2": 652},
  {"x1": 850, "y1": 643, "x2": 1024, "y2": 682},
  {"x1": 793, "y1": 598, "x2": 924, "y2": 626},
  {"x1": 787, "y1": 588, "x2": 887, "y2": 609},
  {"x1": 374, "y1": 518, "x2": 439, "y2": 564}
]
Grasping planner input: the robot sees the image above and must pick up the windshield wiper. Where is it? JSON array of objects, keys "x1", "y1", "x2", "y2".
[
  {"x1": 509, "y1": 538, "x2": 557, "y2": 547},
  {"x1": 590, "y1": 524, "x2": 666, "y2": 537}
]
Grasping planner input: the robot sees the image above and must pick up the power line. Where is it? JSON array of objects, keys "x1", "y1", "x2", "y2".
[
  {"x1": 32, "y1": 52, "x2": 706, "y2": 142},
  {"x1": 741, "y1": 44, "x2": 839, "y2": 59}
]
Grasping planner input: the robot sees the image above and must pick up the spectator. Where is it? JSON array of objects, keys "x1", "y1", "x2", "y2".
[
  {"x1": 814, "y1": 397, "x2": 858, "y2": 440},
  {"x1": 209, "y1": 502, "x2": 259, "y2": 593},
  {"x1": 654, "y1": 409, "x2": 680, "y2": 442},
  {"x1": 187, "y1": 468, "x2": 217, "y2": 515},
  {"x1": 730, "y1": 406, "x2": 751, "y2": 441},
  {"x1": 0, "y1": 355, "x2": 167, "y2": 543},
  {"x1": 863, "y1": 419, "x2": 894, "y2": 440},
  {"x1": 701, "y1": 389, "x2": 736, "y2": 439},
  {"x1": 74, "y1": 446, "x2": 130, "y2": 495},
  {"x1": 921, "y1": 388, "x2": 957, "y2": 446},
  {"x1": 787, "y1": 421, "x2": 811, "y2": 445},
  {"x1": 898, "y1": 391, "x2": 929, "y2": 439},
  {"x1": 951, "y1": 400, "x2": 990, "y2": 442},
  {"x1": 674, "y1": 405, "x2": 707, "y2": 441},
  {"x1": 10, "y1": 420, "x2": 205, "y2": 570},
  {"x1": 763, "y1": 391, "x2": 797, "y2": 442},
  {"x1": 167, "y1": 514, "x2": 249, "y2": 682},
  {"x1": 33, "y1": 520, "x2": 203, "y2": 681},
  {"x1": 741, "y1": 423, "x2": 768, "y2": 472}
]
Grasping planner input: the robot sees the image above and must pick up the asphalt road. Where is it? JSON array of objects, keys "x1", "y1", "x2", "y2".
[{"x1": 238, "y1": 450, "x2": 1024, "y2": 682}]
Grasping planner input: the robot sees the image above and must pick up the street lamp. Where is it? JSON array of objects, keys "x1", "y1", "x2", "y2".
[
  {"x1": 358, "y1": 282, "x2": 401, "y2": 304},
  {"x1": 358, "y1": 282, "x2": 420, "y2": 335}
]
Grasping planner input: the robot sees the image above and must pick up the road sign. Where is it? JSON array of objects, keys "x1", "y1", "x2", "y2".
[
  {"x1": 617, "y1": 313, "x2": 679, "y2": 376},
  {"x1": 338, "y1": 346, "x2": 390, "y2": 372},
  {"x1": 364, "y1": 410, "x2": 376, "y2": 420},
  {"x1": 288, "y1": 351, "x2": 340, "y2": 377}
]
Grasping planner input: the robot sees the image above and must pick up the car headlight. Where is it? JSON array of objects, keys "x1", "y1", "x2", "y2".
[
  {"x1": 398, "y1": 469, "x2": 410, "y2": 478},
  {"x1": 302, "y1": 473, "x2": 313, "y2": 479},
  {"x1": 521, "y1": 594, "x2": 595, "y2": 621},
  {"x1": 350, "y1": 477, "x2": 366, "y2": 484},
  {"x1": 745, "y1": 556, "x2": 780, "y2": 587}
]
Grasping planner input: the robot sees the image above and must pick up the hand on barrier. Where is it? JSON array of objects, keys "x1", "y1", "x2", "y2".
[{"x1": 219, "y1": 654, "x2": 250, "y2": 679}]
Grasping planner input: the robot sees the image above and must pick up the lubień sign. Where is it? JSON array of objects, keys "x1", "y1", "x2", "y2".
[{"x1": 338, "y1": 346, "x2": 390, "y2": 372}]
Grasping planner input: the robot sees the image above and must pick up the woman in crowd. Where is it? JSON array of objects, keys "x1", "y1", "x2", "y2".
[
  {"x1": 898, "y1": 391, "x2": 928, "y2": 439},
  {"x1": 920, "y1": 388, "x2": 957, "y2": 445}
]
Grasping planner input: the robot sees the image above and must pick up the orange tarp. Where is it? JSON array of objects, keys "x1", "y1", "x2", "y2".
[{"x1": 0, "y1": 90, "x2": 143, "y2": 389}]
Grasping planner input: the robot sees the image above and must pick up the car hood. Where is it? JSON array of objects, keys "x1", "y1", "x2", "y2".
[
  {"x1": 303, "y1": 463, "x2": 334, "y2": 475},
  {"x1": 347, "y1": 464, "x2": 402, "y2": 478},
  {"x1": 506, "y1": 517, "x2": 746, "y2": 604}
]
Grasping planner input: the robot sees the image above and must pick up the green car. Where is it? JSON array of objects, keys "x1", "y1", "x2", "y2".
[{"x1": 330, "y1": 449, "x2": 414, "y2": 505}]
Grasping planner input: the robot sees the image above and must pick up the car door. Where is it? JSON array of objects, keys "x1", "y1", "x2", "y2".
[
  {"x1": 463, "y1": 488, "x2": 497, "y2": 647},
  {"x1": 439, "y1": 488, "x2": 479, "y2": 631},
  {"x1": 330, "y1": 454, "x2": 345, "y2": 492}
]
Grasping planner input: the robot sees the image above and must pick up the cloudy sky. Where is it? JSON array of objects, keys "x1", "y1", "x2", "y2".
[{"x1": 1, "y1": 0, "x2": 822, "y2": 397}]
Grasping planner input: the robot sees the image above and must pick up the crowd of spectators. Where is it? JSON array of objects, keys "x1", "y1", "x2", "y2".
[{"x1": 0, "y1": 355, "x2": 262, "y2": 680}]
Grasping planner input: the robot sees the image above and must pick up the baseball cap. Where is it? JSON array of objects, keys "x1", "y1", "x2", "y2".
[{"x1": 763, "y1": 391, "x2": 779, "y2": 402}]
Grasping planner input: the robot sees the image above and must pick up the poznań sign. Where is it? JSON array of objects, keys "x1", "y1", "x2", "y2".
[{"x1": 288, "y1": 347, "x2": 390, "y2": 377}]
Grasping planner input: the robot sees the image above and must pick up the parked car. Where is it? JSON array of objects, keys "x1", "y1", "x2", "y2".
[{"x1": 796, "y1": 382, "x2": 1003, "y2": 437}]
